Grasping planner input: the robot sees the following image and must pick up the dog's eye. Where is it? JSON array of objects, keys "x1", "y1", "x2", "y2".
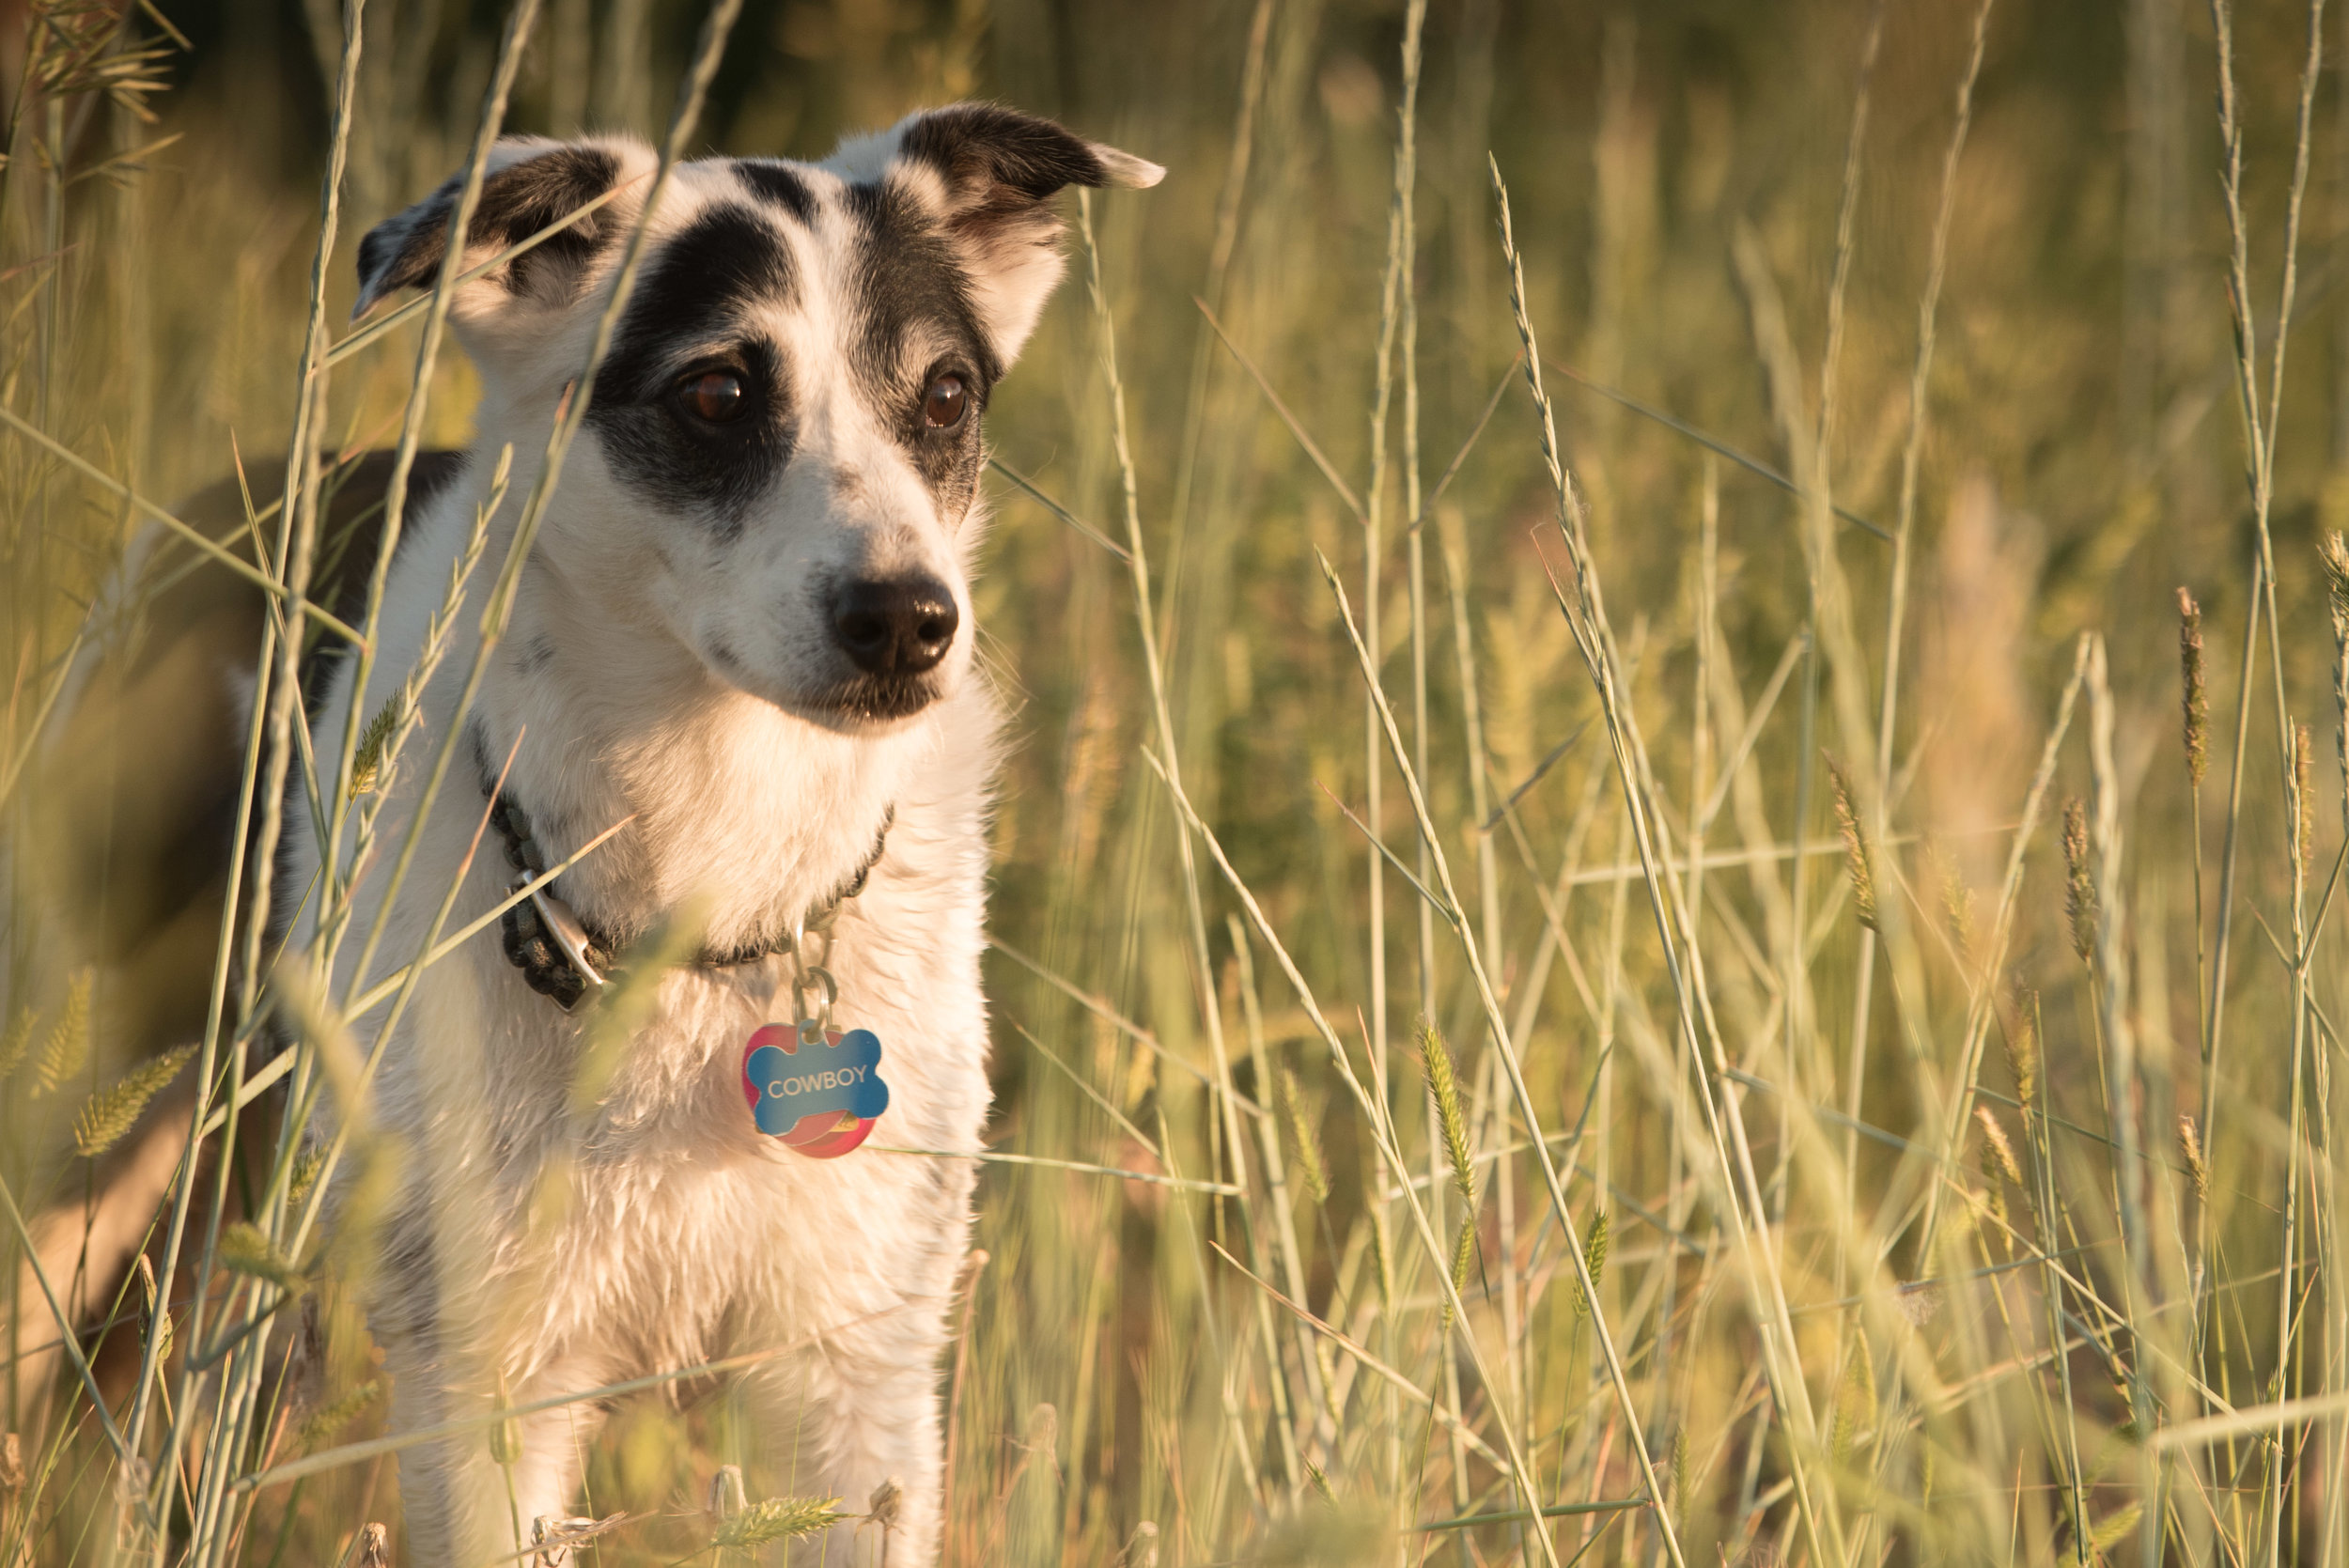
[
  {"x1": 677, "y1": 369, "x2": 749, "y2": 425},
  {"x1": 923, "y1": 374, "x2": 968, "y2": 429}
]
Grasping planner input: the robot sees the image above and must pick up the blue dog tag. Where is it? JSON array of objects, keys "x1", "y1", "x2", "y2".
[{"x1": 739, "y1": 1024, "x2": 889, "y2": 1157}]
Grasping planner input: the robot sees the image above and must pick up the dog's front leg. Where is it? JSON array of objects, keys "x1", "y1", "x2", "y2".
[
  {"x1": 741, "y1": 1327, "x2": 950, "y2": 1565},
  {"x1": 381, "y1": 1333, "x2": 609, "y2": 1568}
]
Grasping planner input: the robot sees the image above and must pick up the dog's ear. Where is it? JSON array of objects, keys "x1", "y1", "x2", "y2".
[
  {"x1": 829, "y1": 103, "x2": 1164, "y2": 367},
  {"x1": 353, "y1": 137, "x2": 646, "y2": 320}
]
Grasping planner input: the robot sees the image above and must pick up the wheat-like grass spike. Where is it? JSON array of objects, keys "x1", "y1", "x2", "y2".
[
  {"x1": 217, "y1": 1220, "x2": 306, "y2": 1298},
  {"x1": 711, "y1": 1497, "x2": 848, "y2": 1547},
  {"x1": 31, "y1": 969, "x2": 92, "y2": 1097},
  {"x1": 1825, "y1": 753, "x2": 1877, "y2": 931},
  {"x1": 73, "y1": 1042, "x2": 195, "y2": 1157},
  {"x1": 0, "y1": 1003, "x2": 37, "y2": 1082}
]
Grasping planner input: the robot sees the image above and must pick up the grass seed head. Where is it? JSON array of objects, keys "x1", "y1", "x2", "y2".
[
  {"x1": 2296, "y1": 722, "x2": 2315, "y2": 874},
  {"x1": 1575, "y1": 1208, "x2": 1610, "y2": 1318},
  {"x1": 1825, "y1": 753, "x2": 1877, "y2": 931},
  {"x1": 1850, "y1": 1338, "x2": 1877, "y2": 1410},
  {"x1": 1441, "y1": 1215, "x2": 1479, "y2": 1329},
  {"x1": 217, "y1": 1221, "x2": 305, "y2": 1298},
  {"x1": 1972, "y1": 1110, "x2": 2016, "y2": 1243},
  {"x1": 31, "y1": 969, "x2": 92, "y2": 1097},
  {"x1": 2179, "y1": 1114, "x2": 2211, "y2": 1202},
  {"x1": 0, "y1": 1004, "x2": 38, "y2": 1083},
  {"x1": 1417, "y1": 1021, "x2": 1474, "y2": 1208},
  {"x1": 1975, "y1": 1105, "x2": 2023, "y2": 1187},
  {"x1": 73, "y1": 1042, "x2": 194, "y2": 1157},
  {"x1": 2004, "y1": 988, "x2": 2040, "y2": 1108},
  {"x1": 23, "y1": 0, "x2": 178, "y2": 122},
  {"x1": 712, "y1": 1498, "x2": 849, "y2": 1549},
  {"x1": 2091, "y1": 1502, "x2": 2146, "y2": 1556},
  {"x1": 1315, "y1": 1340, "x2": 1343, "y2": 1426},
  {"x1": 2177, "y1": 586, "x2": 2209, "y2": 788},
  {"x1": 2061, "y1": 798, "x2": 2096, "y2": 962},
  {"x1": 346, "y1": 696, "x2": 398, "y2": 800},
  {"x1": 292, "y1": 1380, "x2": 381, "y2": 1452},
  {"x1": 288, "y1": 1143, "x2": 327, "y2": 1212},
  {"x1": 1275, "y1": 1065, "x2": 1329, "y2": 1203},
  {"x1": 2325, "y1": 536, "x2": 2349, "y2": 831},
  {"x1": 1974, "y1": 1143, "x2": 2010, "y2": 1240},
  {"x1": 2323, "y1": 534, "x2": 2349, "y2": 647},
  {"x1": 1928, "y1": 839, "x2": 1976, "y2": 955}
]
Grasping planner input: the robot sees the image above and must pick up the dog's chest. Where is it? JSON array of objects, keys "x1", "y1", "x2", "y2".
[
  {"x1": 513, "y1": 958, "x2": 984, "y2": 1306},
  {"x1": 528, "y1": 1018, "x2": 979, "y2": 1369}
]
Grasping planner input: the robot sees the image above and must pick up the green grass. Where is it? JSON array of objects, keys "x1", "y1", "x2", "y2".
[{"x1": 4, "y1": 0, "x2": 2349, "y2": 1562}]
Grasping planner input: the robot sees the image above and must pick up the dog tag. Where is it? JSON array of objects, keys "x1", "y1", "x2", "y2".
[{"x1": 739, "y1": 1023, "x2": 888, "y2": 1158}]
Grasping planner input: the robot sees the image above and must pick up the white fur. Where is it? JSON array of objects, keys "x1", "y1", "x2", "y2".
[{"x1": 288, "y1": 111, "x2": 1151, "y2": 1564}]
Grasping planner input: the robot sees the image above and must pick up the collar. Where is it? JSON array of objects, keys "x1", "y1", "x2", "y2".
[{"x1": 483, "y1": 782, "x2": 893, "y2": 1012}]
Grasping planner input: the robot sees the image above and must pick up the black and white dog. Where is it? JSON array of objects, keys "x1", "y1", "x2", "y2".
[{"x1": 293, "y1": 106, "x2": 1159, "y2": 1561}]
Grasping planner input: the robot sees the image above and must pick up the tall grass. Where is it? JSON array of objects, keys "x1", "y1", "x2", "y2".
[{"x1": 4, "y1": 0, "x2": 2348, "y2": 1563}]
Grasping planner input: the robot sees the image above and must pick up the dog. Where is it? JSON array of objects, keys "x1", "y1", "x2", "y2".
[
  {"x1": 11, "y1": 103, "x2": 1159, "y2": 1563},
  {"x1": 303, "y1": 104, "x2": 1160, "y2": 1561}
]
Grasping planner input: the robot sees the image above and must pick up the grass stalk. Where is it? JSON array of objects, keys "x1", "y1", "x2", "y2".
[
  {"x1": 1076, "y1": 185, "x2": 1286, "y2": 1502},
  {"x1": 319, "y1": 0, "x2": 543, "y2": 922},
  {"x1": 1493, "y1": 158, "x2": 1834, "y2": 1568}
]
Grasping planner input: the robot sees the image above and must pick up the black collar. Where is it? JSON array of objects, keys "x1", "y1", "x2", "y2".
[{"x1": 482, "y1": 780, "x2": 892, "y2": 1011}]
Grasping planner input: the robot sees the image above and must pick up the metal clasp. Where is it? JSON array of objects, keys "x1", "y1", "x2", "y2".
[
  {"x1": 785, "y1": 908, "x2": 838, "y2": 1038},
  {"x1": 515, "y1": 871, "x2": 607, "y2": 995}
]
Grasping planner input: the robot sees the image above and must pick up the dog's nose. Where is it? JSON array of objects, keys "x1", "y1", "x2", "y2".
[{"x1": 831, "y1": 576, "x2": 958, "y2": 675}]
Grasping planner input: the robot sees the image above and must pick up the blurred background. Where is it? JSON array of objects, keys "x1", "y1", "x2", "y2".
[
  {"x1": 6, "y1": 0, "x2": 2348, "y2": 1561},
  {"x1": 14, "y1": 0, "x2": 2333, "y2": 817}
]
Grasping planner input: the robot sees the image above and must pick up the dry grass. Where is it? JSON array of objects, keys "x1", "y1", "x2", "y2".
[{"x1": 4, "y1": 0, "x2": 2349, "y2": 1563}]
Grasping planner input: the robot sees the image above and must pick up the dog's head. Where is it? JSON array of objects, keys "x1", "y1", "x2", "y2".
[{"x1": 355, "y1": 105, "x2": 1160, "y2": 730}]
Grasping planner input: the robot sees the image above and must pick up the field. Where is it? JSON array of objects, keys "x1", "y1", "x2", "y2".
[{"x1": 3, "y1": 0, "x2": 2346, "y2": 1562}]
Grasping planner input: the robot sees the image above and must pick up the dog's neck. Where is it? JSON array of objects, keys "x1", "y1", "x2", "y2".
[{"x1": 459, "y1": 525, "x2": 927, "y2": 960}]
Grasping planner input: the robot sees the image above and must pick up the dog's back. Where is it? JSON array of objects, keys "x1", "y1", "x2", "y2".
[
  {"x1": 24, "y1": 451, "x2": 461, "y2": 1041},
  {"x1": 4, "y1": 451, "x2": 458, "y2": 1412}
]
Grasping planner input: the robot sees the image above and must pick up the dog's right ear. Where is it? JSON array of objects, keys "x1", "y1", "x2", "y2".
[
  {"x1": 353, "y1": 137, "x2": 647, "y2": 320},
  {"x1": 825, "y1": 105, "x2": 1163, "y2": 369}
]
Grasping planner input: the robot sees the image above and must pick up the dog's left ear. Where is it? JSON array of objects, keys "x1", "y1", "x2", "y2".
[
  {"x1": 831, "y1": 103, "x2": 1164, "y2": 367},
  {"x1": 352, "y1": 136, "x2": 647, "y2": 322}
]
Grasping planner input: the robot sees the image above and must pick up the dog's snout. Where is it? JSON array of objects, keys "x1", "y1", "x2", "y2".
[{"x1": 831, "y1": 576, "x2": 958, "y2": 675}]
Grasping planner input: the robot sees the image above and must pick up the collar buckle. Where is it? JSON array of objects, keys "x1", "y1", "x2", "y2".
[{"x1": 514, "y1": 871, "x2": 609, "y2": 1001}]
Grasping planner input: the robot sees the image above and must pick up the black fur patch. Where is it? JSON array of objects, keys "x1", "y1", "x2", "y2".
[
  {"x1": 584, "y1": 203, "x2": 799, "y2": 529},
  {"x1": 357, "y1": 146, "x2": 622, "y2": 305},
  {"x1": 734, "y1": 159, "x2": 817, "y2": 223},
  {"x1": 367, "y1": 1202, "x2": 442, "y2": 1347},
  {"x1": 896, "y1": 103, "x2": 1109, "y2": 203},
  {"x1": 842, "y1": 179, "x2": 990, "y2": 514}
]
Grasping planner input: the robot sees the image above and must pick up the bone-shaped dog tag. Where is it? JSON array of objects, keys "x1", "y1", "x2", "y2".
[{"x1": 739, "y1": 1024, "x2": 888, "y2": 1158}]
